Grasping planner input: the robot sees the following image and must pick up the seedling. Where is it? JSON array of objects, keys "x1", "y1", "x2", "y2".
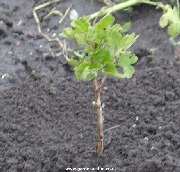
[{"x1": 60, "y1": 15, "x2": 138, "y2": 157}]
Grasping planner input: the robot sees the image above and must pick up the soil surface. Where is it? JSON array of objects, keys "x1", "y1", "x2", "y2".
[{"x1": 0, "y1": 0, "x2": 180, "y2": 172}]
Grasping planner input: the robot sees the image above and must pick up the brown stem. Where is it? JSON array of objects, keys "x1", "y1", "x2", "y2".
[
  {"x1": 93, "y1": 76, "x2": 106, "y2": 157},
  {"x1": 32, "y1": 1, "x2": 69, "y2": 61}
]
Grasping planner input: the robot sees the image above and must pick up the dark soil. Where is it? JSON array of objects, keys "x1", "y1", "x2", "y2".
[{"x1": 0, "y1": 0, "x2": 180, "y2": 172}]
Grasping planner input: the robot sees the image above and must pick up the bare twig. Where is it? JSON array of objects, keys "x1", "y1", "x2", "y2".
[
  {"x1": 105, "y1": 125, "x2": 121, "y2": 132},
  {"x1": 33, "y1": 0, "x2": 69, "y2": 61},
  {"x1": 59, "y1": 3, "x2": 73, "y2": 24},
  {"x1": 43, "y1": 7, "x2": 63, "y2": 20},
  {"x1": 90, "y1": 0, "x2": 165, "y2": 20},
  {"x1": 97, "y1": 0, "x2": 115, "y2": 6},
  {"x1": 62, "y1": 39, "x2": 69, "y2": 60},
  {"x1": 99, "y1": 75, "x2": 107, "y2": 90}
]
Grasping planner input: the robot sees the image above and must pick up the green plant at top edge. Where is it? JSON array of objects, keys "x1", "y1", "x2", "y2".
[
  {"x1": 60, "y1": 15, "x2": 138, "y2": 157},
  {"x1": 90, "y1": 0, "x2": 180, "y2": 38},
  {"x1": 159, "y1": 3, "x2": 180, "y2": 38}
]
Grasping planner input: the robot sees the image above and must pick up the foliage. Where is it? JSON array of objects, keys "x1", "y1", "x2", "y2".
[
  {"x1": 159, "y1": 4, "x2": 180, "y2": 38},
  {"x1": 60, "y1": 15, "x2": 138, "y2": 81}
]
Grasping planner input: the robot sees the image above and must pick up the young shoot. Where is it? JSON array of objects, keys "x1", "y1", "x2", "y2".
[{"x1": 60, "y1": 15, "x2": 138, "y2": 157}]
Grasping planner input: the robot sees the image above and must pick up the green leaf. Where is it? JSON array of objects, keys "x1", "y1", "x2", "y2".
[
  {"x1": 118, "y1": 52, "x2": 138, "y2": 78},
  {"x1": 105, "y1": 63, "x2": 124, "y2": 78},
  {"x1": 71, "y1": 17, "x2": 90, "y2": 32},
  {"x1": 68, "y1": 59, "x2": 79, "y2": 67},
  {"x1": 74, "y1": 63, "x2": 89, "y2": 80},
  {"x1": 82, "y1": 67, "x2": 95, "y2": 80},
  {"x1": 74, "y1": 62, "x2": 103, "y2": 81},
  {"x1": 110, "y1": 24, "x2": 123, "y2": 32},
  {"x1": 95, "y1": 15, "x2": 115, "y2": 30},
  {"x1": 92, "y1": 48, "x2": 113, "y2": 65},
  {"x1": 159, "y1": 5, "x2": 180, "y2": 38},
  {"x1": 106, "y1": 29, "x2": 122, "y2": 52},
  {"x1": 59, "y1": 27, "x2": 75, "y2": 38},
  {"x1": 118, "y1": 33, "x2": 139, "y2": 50},
  {"x1": 121, "y1": 22, "x2": 132, "y2": 33},
  {"x1": 85, "y1": 29, "x2": 101, "y2": 50},
  {"x1": 84, "y1": 63, "x2": 103, "y2": 80},
  {"x1": 75, "y1": 33, "x2": 87, "y2": 46},
  {"x1": 168, "y1": 23, "x2": 180, "y2": 38}
]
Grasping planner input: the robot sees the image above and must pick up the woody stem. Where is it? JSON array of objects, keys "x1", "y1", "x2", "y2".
[{"x1": 93, "y1": 75, "x2": 106, "y2": 157}]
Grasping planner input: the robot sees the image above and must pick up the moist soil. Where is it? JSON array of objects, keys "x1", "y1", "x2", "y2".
[{"x1": 0, "y1": 0, "x2": 180, "y2": 172}]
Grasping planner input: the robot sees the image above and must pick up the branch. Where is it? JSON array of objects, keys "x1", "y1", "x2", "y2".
[
  {"x1": 99, "y1": 75, "x2": 107, "y2": 90},
  {"x1": 33, "y1": 1, "x2": 69, "y2": 61},
  {"x1": 59, "y1": 4, "x2": 73, "y2": 24},
  {"x1": 93, "y1": 76, "x2": 107, "y2": 157},
  {"x1": 89, "y1": 0, "x2": 165, "y2": 20}
]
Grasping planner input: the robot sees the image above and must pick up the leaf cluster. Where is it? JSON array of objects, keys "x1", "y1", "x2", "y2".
[
  {"x1": 60, "y1": 15, "x2": 138, "y2": 81},
  {"x1": 159, "y1": 4, "x2": 180, "y2": 38}
]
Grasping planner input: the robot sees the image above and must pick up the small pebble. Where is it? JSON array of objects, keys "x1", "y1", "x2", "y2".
[
  {"x1": 135, "y1": 116, "x2": 139, "y2": 121},
  {"x1": 52, "y1": 33, "x2": 56, "y2": 37},
  {"x1": 1, "y1": 74, "x2": 10, "y2": 79},
  {"x1": 70, "y1": 9, "x2": 79, "y2": 20},
  {"x1": 104, "y1": 87, "x2": 108, "y2": 90},
  {"x1": 140, "y1": 137, "x2": 149, "y2": 145}
]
